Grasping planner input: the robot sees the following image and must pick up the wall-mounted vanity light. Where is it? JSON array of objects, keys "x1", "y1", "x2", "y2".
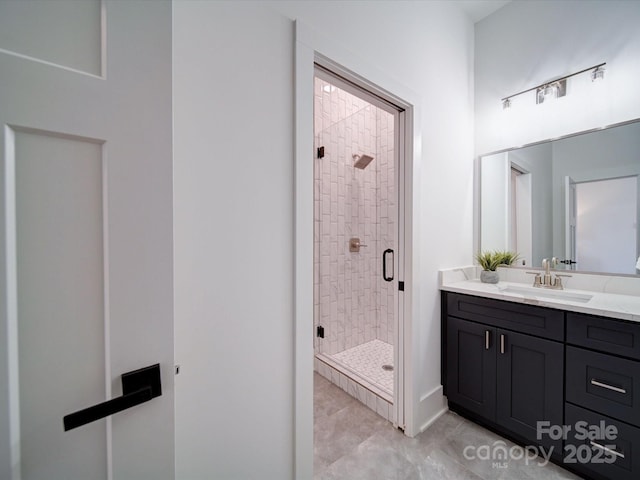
[{"x1": 501, "y1": 63, "x2": 606, "y2": 109}]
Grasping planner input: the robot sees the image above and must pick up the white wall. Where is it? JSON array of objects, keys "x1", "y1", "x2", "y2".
[
  {"x1": 480, "y1": 152, "x2": 509, "y2": 251},
  {"x1": 476, "y1": 0, "x2": 640, "y2": 155},
  {"x1": 173, "y1": 4, "x2": 294, "y2": 479},
  {"x1": 173, "y1": 1, "x2": 474, "y2": 478}
]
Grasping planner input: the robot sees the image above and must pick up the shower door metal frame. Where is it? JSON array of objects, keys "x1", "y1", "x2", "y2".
[
  {"x1": 395, "y1": 104, "x2": 406, "y2": 433},
  {"x1": 312, "y1": 61, "x2": 408, "y2": 432}
]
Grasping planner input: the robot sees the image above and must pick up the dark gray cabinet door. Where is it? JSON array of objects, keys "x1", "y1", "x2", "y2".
[
  {"x1": 496, "y1": 329, "x2": 564, "y2": 453},
  {"x1": 446, "y1": 317, "x2": 496, "y2": 420}
]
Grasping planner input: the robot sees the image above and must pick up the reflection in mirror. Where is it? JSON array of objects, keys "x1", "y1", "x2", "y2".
[{"x1": 480, "y1": 120, "x2": 640, "y2": 275}]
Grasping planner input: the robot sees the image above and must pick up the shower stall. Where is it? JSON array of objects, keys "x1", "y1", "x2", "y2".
[{"x1": 313, "y1": 68, "x2": 399, "y2": 422}]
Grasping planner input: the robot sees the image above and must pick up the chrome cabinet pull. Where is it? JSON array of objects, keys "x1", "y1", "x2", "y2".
[
  {"x1": 500, "y1": 334, "x2": 505, "y2": 354},
  {"x1": 590, "y1": 379, "x2": 626, "y2": 394},
  {"x1": 590, "y1": 441, "x2": 625, "y2": 459},
  {"x1": 485, "y1": 331, "x2": 490, "y2": 350}
]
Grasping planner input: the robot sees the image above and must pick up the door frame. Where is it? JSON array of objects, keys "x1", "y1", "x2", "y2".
[
  {"x1": 312, "y1": 63, "x2": 404, "y2": 425},
  {"x1": 294, "y1": 21, "x2": 420, "y2": 479},
  {"x1": 509, "y1": 162, "x2": 533, "y2": 267},
  {"x1": 564, "y1": 175, "x2": 577, "y2": 268}
]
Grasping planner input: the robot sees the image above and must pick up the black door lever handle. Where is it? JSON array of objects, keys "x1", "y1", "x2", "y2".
[{"x1": 64, "y1": 363, "x2": 161, "y2": 431}]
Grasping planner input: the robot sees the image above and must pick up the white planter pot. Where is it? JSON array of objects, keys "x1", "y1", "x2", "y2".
[{"x1": 480, "y1": 270, "x2": 499, "y2": 284}]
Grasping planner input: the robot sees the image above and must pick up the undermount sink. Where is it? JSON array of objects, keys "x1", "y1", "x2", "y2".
[{"x1": 499, "y1": 285, "x2": 593, "y2": 303}]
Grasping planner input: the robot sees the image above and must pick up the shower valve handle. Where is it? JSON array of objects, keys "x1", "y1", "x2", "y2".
[{"x1": 349, "y1": 238, "x2": 367, "y2": 252}]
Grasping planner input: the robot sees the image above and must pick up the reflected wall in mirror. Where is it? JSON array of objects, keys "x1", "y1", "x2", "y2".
[{"x1": 480, "y1": 120, "x2": 640, "y2": 275}]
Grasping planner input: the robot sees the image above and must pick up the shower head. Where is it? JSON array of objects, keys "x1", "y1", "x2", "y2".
[{"x1": 353, "y1": 154, "x2": 374, "y2": 170}]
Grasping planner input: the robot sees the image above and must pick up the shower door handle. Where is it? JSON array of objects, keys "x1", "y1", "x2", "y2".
[{"x1": 383, "y1": 249, "x2": 394, "y2": 282}]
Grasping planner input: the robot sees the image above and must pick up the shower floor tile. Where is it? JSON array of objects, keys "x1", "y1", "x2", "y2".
[{"x1": 330, "y1": 339, "x2": 393, "y2": 394}]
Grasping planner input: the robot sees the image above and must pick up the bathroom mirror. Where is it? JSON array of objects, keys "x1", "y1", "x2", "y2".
[{"x1": 479, "y1": 119, "x2": 640, "y2": 276}]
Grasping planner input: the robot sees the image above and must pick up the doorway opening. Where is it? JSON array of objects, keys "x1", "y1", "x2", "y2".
[
  {"x1": 566, "y1": 175, "x2": 639, "y2": 274},
  {"x1": 312, "y1": 64, "x2": 406, "y2": 427},
  {"x1": 509, "y1": 164, "x2": 532, "y2": 267}
]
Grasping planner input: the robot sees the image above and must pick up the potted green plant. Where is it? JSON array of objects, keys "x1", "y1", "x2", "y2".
[{"x1": 475, "y1": 250, "x2": 519, "y2": 283}]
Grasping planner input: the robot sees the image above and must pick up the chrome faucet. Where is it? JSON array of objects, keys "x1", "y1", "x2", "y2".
[
  {"x1": 543, "y1": 258, "x2": 552, "y2": 286},
  {"x1": 526, "y1": 257, "x2": 571, "y2": 289}
]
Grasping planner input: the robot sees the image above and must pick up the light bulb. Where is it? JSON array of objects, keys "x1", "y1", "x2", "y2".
[{"x1": 544, "y1": 83, "x2": 559, "y2": 100}]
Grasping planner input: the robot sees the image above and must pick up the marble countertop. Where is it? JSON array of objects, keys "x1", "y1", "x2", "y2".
[{"x1": 440, "y1": 266, "x2": 640, "y2": 323}]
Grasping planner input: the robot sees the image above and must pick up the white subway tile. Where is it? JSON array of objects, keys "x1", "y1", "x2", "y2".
[
  {"x1": 339, "y1": 372, "x2": 349, "y2": 391},
  {"x1": 366, "y1": 391, "x2": 377, "y2": 411},
  {"x1": 376, "y1": 398, "x2": 389, "y2": 421}
]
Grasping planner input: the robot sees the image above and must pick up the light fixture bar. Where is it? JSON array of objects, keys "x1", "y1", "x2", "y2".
[
  {"x1": 501, "y1": 62, "x2": 606, "y2": 102},
  {"x1": 591, "y1": 66, "x2": 605, "y2": 81}
]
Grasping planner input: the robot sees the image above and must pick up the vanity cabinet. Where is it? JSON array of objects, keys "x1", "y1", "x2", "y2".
[
  {"x1": 444, "y1": 292, "x2": 564, "y2": 452},
  {"x1": 564, "y1": 312, "x2": 640, "y2": 480},
  {"x1": 442, "y1": 292, "x2": 640, "y2": 480}
]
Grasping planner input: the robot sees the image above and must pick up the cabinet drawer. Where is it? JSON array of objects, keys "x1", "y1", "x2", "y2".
[
  {"x1": 446, "y1": 292, "x2": 564, "y2": 341},
  {"x1": 565, "y1": 403, "x2": 640, "y2": 480},
  {"x1": 567, "y1": 346, "x2": 640, "y2": 427},
  {"x1": 567, "y1": 312, "x2": 640, "y2": 361}
]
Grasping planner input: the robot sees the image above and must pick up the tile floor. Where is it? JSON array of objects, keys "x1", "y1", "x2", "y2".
[
  {"x1": 314, "y1": 372, "x2": 583, "y2": 480},
  {"x1": 330, "y1": 339, "x2": 394, "y2": 394}
]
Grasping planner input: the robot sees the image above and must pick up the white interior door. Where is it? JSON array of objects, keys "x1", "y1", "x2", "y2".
[
  {"x1": 575, "y1": 176, "x2": 638, "y2": 274},
  {"x1": 0, "y1": 1, "x2": 174, "y2": 479}
]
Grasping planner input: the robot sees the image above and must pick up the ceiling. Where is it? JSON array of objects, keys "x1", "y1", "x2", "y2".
[{"x1": 456, "y1": 0, "x2": 511, "y2": 22}]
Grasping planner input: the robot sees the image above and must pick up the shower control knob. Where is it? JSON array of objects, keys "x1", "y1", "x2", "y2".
[{"x1": 349, "y1": 238, "x2": 367, "y2": 252}]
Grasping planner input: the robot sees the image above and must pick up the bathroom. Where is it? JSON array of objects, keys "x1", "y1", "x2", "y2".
[
  {"x1": 304, "y1": 0, "x2": 640, "y2": 477},
  {"x1": 2, "y1": 1, "x2": 640, "y2": 479}
]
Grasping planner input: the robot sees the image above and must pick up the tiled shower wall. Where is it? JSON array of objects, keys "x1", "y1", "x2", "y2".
[{"x1": 313, "y1": 77, "x2": 396, "y2": 356}]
